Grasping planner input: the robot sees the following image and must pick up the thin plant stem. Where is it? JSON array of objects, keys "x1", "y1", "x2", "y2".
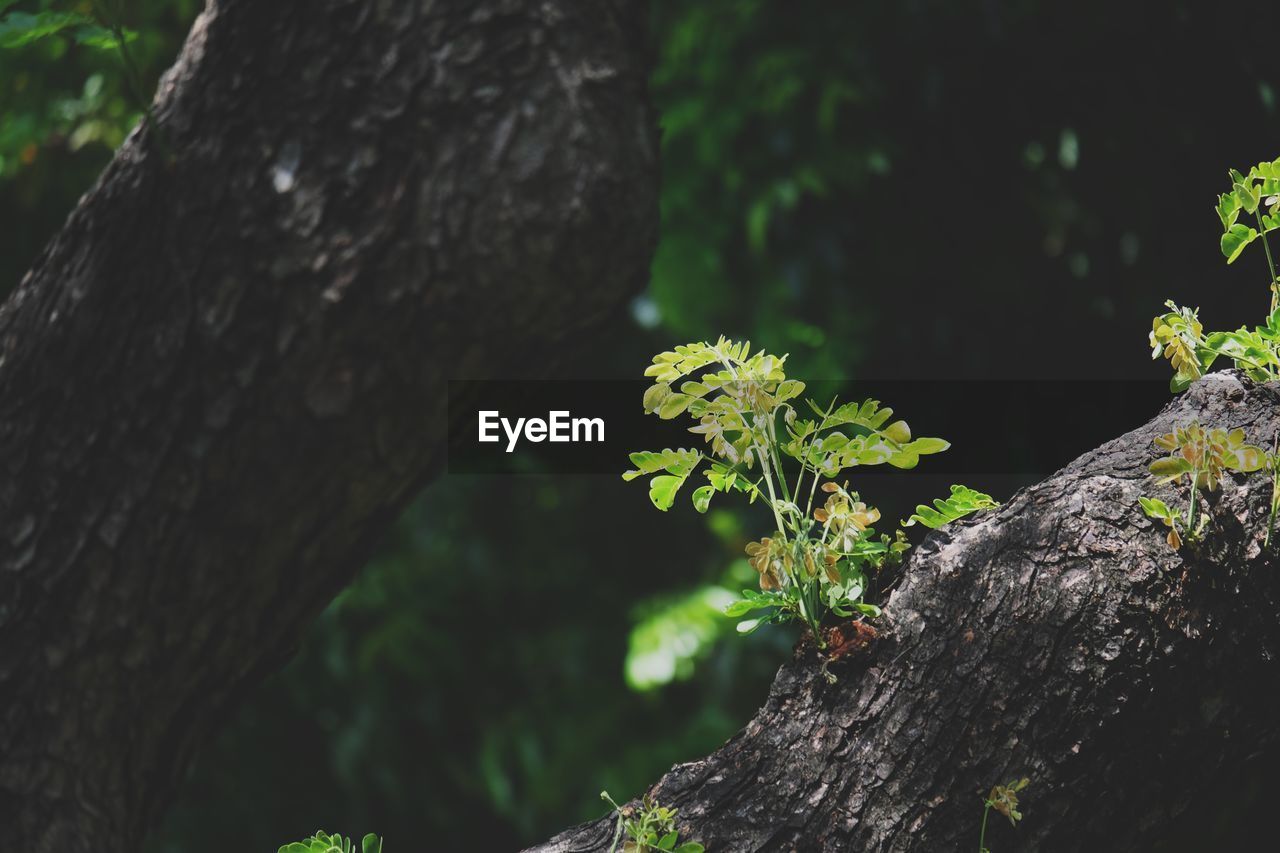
[
  {"x1": 977, "y1": 801, "x2": 992, "y2": 853},
  {"x1": 790, "y1": 414, "x2": 808, "y2": 503},
  {"x1": 757, "y1": 447, "x2": 789, "y2": 543},
  {"x1": 601, "y1": 792, "x2": 625, "y2": 853},
  {"x1": 1186, "y1": 469, "x2": 1200, "y2": 542},
  {"x1": 714, "y1": 346, "x2": 788, "y2": 540},
  {"x1": 1268, "y1": 471, "x2": 1278, "y2": 549},
  {"x1": 1256, "y1": 209, "x2": 1279, "y2": 314},
  {"x1": 798, "y1": 397, "x2": 838, "y2": 519},
  {"x1": 1268, "y1": 435, "x2": 1279, "y2": 549},
  {"x1": 767, "y1": 414, "x2": 793, "y2": 504}
]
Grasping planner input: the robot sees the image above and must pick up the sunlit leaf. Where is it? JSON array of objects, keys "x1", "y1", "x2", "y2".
[
  {"x1": 1148, "y1": 456, "x2": 1191, "y2": 484},
  {"x1": 649, "y1": 473, "x2": 687, "y2": 511},
  {"x1": 904, "y1": 484, "x2": 999, "y2": 528},
  {"x1": 901, "y1": 437, "x2": 950, "y2": 455},
  {"x1": 658, "y1": 392, "x2": 695, "y2": 419},
  {"x1": 1138, "y1": 495, "x2": 1174, "y2": 521},
  {"x1": 1221, "y1": 222, "x2": 1259, "y2": 263}
]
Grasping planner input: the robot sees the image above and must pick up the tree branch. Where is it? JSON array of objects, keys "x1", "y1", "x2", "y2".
[
  {"x1": 529, "y1": 373, "x2": 1280, "y2": 852},
  {"x1": 0, "y1": 2, "x2": 658, "y2": 850}
]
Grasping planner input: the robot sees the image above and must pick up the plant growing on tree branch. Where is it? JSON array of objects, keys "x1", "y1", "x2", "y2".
[
  {"x1": 1150, "y1": 157, "x2": 1280, "y2": 391},
  {"x1": 1140, "y1": 422, "x2": 1265, "y2": 549},
  {"x1": 624, "y1": 338, "x2": 997, "y2": 671},
  {"x1": 600, "y1": 790, "x2": 704, "y2": 853},
  {"x1": 1142, "y1": 157, "x2": 1279, "y2": 550},
  {"x1": 977, "y1": 778, "x2": 1029, "y2": 853},
  {"x1": 278, "y1": 831, "x2": 382, "y2": 853}
]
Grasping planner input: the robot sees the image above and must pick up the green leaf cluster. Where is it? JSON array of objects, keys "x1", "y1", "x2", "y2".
[
  {"x1": 1139, "y1": 421, "x2": 1265, "y2": 549},
  {"x1": 0, "y1": 7, "x2": 136, "y2": 51},
  {"x1": 978, "y1": 777, "x2": 1031, "y2": 853},
  {"x1": 278, "y1": 832, "x2": 382, "y2": 853},
  {"x1": 1149, "y1": 300, "x2": 1280, "y2": 391},
  {"x1": 1151, "y1": 156, "x2": 1280, "y2": 391},
  {"x1": 601, "y1": 791, "x2": 704, "y2": 853},
  {"x1": 622, "y1": 448, "x2": 706, "y2": 512},
  {"x1": 624, "y1": 338, "x2": 995, "y2": 669},
  {"x1": 0, "y1": 0, "x2": 162, "y2": 183},
  {"x1": 904, "y1": 485, "x2": 1000, "y2": 529},
  {"x1": 1143, "y1": 157, "x2": 1280, "y2": 550},
  {"x1": 1215, "y1": 159, "x2": 1280, "y2": 265},
  {"x1": 987, "y1": 778, "x2": 1029, "y2": 826}
]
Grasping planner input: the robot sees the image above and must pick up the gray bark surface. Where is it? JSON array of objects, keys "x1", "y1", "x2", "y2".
[
  {"x1": 0, "y1": 2, "x2": 658, "y2": 850},
  {"x1": 529, "y1": 373, "x2": 1280, "y2": 852}
]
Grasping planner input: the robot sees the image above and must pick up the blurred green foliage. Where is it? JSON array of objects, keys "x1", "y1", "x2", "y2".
[
  {"x1": 0, "y1": 0, "x2": 196, "y2": 290},
  {"x1": 152, "y1": 481, "x2": 787, "y2": 851},
  {"x1": 3, "y1": 1, "x2": 1280, "y2": 851}
]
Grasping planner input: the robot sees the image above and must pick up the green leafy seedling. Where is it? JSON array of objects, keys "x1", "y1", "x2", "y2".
[
  {"x1": 601, "y1": 791, "x2": 704, "y2": 853},
  {"x1": 1139, "y1": 421, "x2": 1264, "y2": 549},
  {"x1": 278, "y1": 831, "x2": 382, "y2": 853},
  {"x1": 1215, "y1": 159, "x2": 1280, "y2": 299},
  {"x1": 625, "y1": 337, "x2": 996, "y2": 678},
  {"x1": 978, "y1": 778, "x2": 1029, "y2": 853}
]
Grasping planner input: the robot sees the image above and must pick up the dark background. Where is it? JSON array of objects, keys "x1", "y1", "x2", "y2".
[{"x1": 3, "y1": 1, "x2": 1279, "y2": 849}]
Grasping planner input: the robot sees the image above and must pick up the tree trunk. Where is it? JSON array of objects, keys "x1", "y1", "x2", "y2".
[
  {"x1": 528, "y1": 372, "x2": 1280, "y2": 852},
  {"x1": 0, "y1": 2, "x2": 657, "y2": 850}
]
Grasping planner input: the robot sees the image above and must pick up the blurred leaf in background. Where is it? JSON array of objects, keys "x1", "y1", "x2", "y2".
[
  {"x1": 645, "y1": 0, "x2": 877, "y2": 376},
  {"x1": 0, "y1": 0, "x2": 197, "y2": 291}
]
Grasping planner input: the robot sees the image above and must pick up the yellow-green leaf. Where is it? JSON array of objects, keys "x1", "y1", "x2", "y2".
[{"x1": 1221, "y1": 223, "x2": 1259, "y2": 263}]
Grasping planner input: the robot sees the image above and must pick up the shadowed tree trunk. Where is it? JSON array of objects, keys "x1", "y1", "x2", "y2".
[
  {"x1": 0, "y1": 1, "x2": 657, "y2": 850},
  {"x1": 529, "y1": 373, "x2": 1280, "y2": 852}
]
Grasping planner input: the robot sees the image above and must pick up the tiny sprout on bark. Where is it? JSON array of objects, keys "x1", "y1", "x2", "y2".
[
  {"x1": 600, "y1": 790, "x2": 704, "y2": 853},
  {"x1": 978, "y1": 778, "x2": 1030, "y2": 853}
]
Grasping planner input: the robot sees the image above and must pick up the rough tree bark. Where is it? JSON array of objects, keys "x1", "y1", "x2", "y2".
[
  {"x1": 529, "y1": 373, "x2": 1280, "y2": 852},
  {"x1": 0, "y1": 2, "x2": 657, "y2": 851}
]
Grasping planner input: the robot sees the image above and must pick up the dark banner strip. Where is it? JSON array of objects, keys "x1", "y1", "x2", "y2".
[{"x1": 446, "y1": 379, "x2": 1181, "y2": 477}]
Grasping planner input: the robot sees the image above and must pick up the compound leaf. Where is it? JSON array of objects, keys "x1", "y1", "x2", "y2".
[{"x1": 904, "y1": 484, "x2": 999, "y2": 528}]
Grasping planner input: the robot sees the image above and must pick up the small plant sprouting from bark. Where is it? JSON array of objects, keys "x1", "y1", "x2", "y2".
[
  {"x1": 600, "y1": 791, "x2": 705, "y2": 853},
  {"x1": 977, "y1": 777, "x2": 1029, "y2": 853},
  {"x1": 624, "y1": 338, "x2": 998, "y2": 676},
  {"x1": 1139, "y1": 422, "x2": 1265, "y2": 550},
  {"x1": 278, "y1": 831, "x2": 383, "y2": 853},
  {"x1": 1142, "y1": 158, "x2": 1280, "y2": 550}
]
